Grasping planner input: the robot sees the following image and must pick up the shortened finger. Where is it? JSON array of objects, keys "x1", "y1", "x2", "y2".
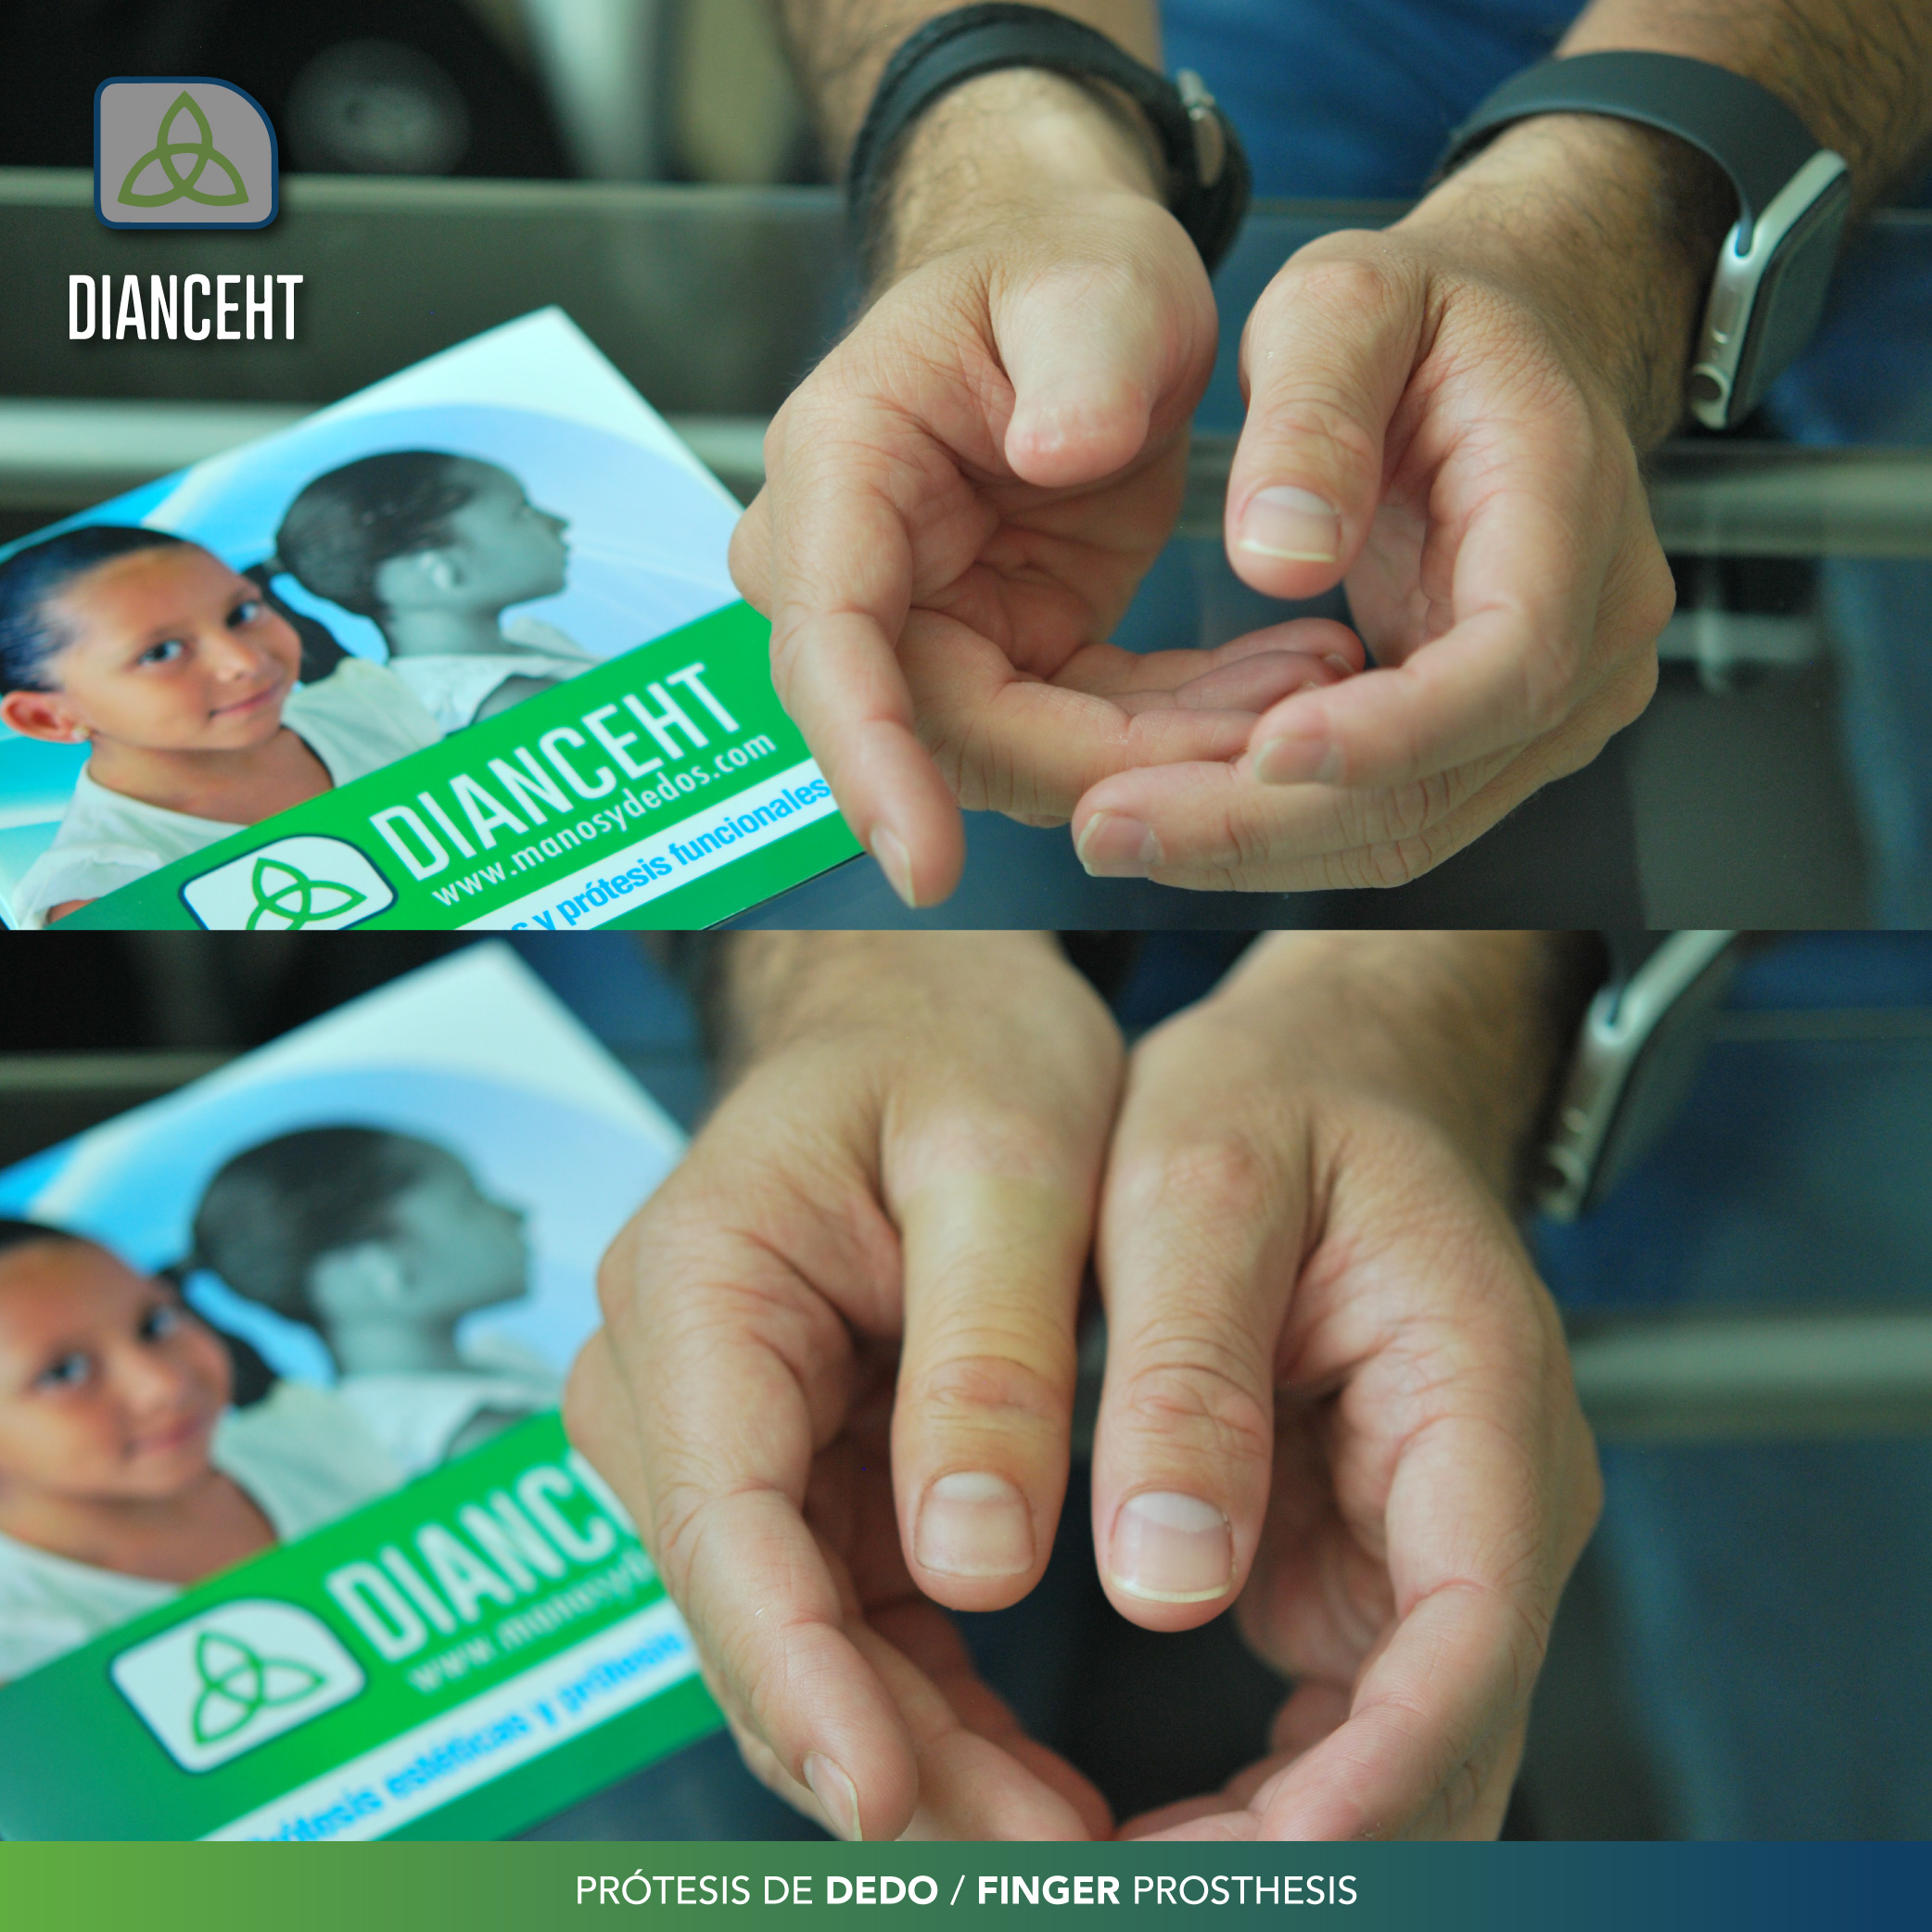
[
  {"x1": 891, "y1": 1178, "x2": 1087, "y2": 1612},
  {"x1": 995, "y1": 212, "x2": 1216, "y2": 492}
]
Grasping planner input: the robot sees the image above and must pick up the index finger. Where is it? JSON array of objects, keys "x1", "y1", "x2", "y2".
[
  {"x1": 580, "y1": 1217, "x2": 919, "y2": 1842},
  {"x1": 1252, "y1": 455, "x2": 1661, "y2": 795},
  {"x1": 1244, "y1": 1394, "x2": 1585, "y2": 1840},
  {"x1": 1246, "y1": 479, "x2": 1613, "y2": 794},
  {"x1": 741, "y1": 453, "x2": 970, "y2": 909}
]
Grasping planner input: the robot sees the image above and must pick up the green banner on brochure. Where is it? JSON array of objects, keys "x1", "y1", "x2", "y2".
[
  {"x1": 0, "y1": 1413, "x2": 723, "y2": 1841},
  {"x1": 60, "y1": 601, "x2": 861, "y2": 932}
]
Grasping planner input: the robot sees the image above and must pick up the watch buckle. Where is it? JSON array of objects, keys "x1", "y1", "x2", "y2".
[{"x1": 1176, "y1": 70, "x2": 1227, "y2": 187}]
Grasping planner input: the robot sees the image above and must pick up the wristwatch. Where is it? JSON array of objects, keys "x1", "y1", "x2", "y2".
[
  {"x1": 845, "y1": 4, "x2": 1251, "y2": 273},
  {"x1": 1536, "y1": 930, "x2": 1743, "y2": 1221},
  {"x1": 1441, "y1": 51, "x2": 1852, "y2": 430}
]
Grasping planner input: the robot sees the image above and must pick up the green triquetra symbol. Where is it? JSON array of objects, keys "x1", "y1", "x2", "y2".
[
  {"x1": 190, "y1": 1630, "x2": 324, "y2": 1746},
  {"x1": 118, "y1": 91, "x2": 248, "y2": 208},
  {"x1": 245, "y1": 857, "x2": 368, "y2": 932}
]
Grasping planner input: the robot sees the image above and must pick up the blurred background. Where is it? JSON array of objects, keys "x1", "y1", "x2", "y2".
[{"x1": 0, "y1": 0, "x2": 815, "y2": 189}]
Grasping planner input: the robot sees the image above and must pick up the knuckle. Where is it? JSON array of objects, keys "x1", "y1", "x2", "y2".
[
  {"x1": 1115, "y1": 1343, "x2": 1274, "y2": 1473},
  {"x1": 910, "y1": 1101, "x2": 1071, "y2": 1188},
  {"x1": 1608, "y1": 645, "x2": 1659, "y2": 732},
  {"x1": 906, "y1": 1345, "x2": 1074, "y2": 1441},
  {"x1": 1249, "y1": 390, "x2": 1382, "y2": 485},
  {"x1": 642, "y1": 1473, "x2": 713, "y2": 1591},
  {"x1": 1516, "y1": 629, "x2": 1580, "y2": 736},
  {"x1": 1124, "y1": 1132, "x2": 1277, "y2": 1232},
  {"x1": 593, "y1": 1225, "x2": 646, "y2": 1325},
  {"x1": 1265, "y1": 248, "x2": 1405, "y2": 330},
  {"x1": 1633, "y1": 547, "x2": 1677, "y2": 641}
]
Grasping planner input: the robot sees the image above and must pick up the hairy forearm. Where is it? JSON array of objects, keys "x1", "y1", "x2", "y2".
[
  {"x1": 771, "y1": 0, "x2": 1158, "y2": 172},
  {"x1": 1415, "y1": 0, "x2": 1932, "y2": 447},
  {"x1": 1562, "y1": 0, "x2": 1932, "y2": 205},
  {"x1": 1208, "y1": 932, "x2": 1604, "y2": 1209}
]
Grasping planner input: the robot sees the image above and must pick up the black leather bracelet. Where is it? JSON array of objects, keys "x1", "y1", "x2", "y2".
[{"x1": 845, "y1": 4, "x2": 1250, "y2": 273}]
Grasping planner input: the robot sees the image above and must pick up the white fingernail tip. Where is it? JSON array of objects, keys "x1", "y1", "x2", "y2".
[{"x1": 1109, "y1": 1490, "x2": 1233, "y2": 1603}]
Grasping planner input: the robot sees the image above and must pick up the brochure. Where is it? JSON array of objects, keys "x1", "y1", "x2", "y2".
[
  {"x1": 0, "y1": 946, "x2": 726, "y2": 1840},
  {"x1": 0, "y1": 309, "x2": 860, "y2": 931}
]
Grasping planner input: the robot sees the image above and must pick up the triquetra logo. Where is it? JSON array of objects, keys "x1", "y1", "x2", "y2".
[
  {"x1": 95, "y1": 78, "x2": 279, "y2": 230},
  {"x1": 181, "y1": 835, "x2": 397, "y2": 932},
  {"x1": 111, "y1": 1601, "x2": 365, "y2": 1772}
]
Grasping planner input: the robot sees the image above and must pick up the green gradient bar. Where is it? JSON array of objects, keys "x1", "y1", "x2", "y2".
[{"x1": 2, "y1": 1843, "x2": 1928, "y2": 1931}]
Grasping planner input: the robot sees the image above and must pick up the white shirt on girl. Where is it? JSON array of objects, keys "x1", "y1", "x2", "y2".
[{"x1": 13, "y1": 658, "x2": 442, "y2": 928}]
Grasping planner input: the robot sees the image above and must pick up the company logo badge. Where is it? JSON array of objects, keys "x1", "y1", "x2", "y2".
[
  {"x1": 111, "y1": 1601, "x2": 364, "y2": 1772},
  {"x1": 95, "y1": 79, "x2": 278, "y2": 230},
  {"x1": 181, "y1": 835, "x2": 396, "y2": 931}
]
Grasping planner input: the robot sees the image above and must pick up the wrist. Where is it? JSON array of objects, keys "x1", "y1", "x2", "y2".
[
  {"x1": 1204, "y1": 931, "x2": 1598, "y2": 1205},
  {"x1": 875, "y1": 68, "x2": 1165, "y2": 282},
  {"x1": 718, "y1": 930, "x2": 1072, "y2": 1071},
  {"x1": 1402, "y1": 112, "x2": 1733, "y2": 448}
]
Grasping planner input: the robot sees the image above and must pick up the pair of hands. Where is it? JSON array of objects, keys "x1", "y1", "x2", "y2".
[
  {"x1": 729, "y1": 113, "x2": 1677, "y2": 909},
  {"x1": 567, "y1": 933, "x2": 1601, "y2": 1840}
]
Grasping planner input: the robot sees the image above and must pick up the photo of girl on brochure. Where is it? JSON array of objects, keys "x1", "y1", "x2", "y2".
[
  {"x1": 187, "y1": 1125, "x2": 558, "y2": 1466},
  {"x1": 0, "y1": 948, "x2": 685, "y2": 1687},
  {"x1": 0, "y1": 311, "x2": 745, "y2": 929},
  {"x1": 0, "y1": 528, "x2": 440, "y2": 928},
  {"x1": 274, "y1": 451, "x2": 594, "y2": 732},
  {"x1": 0, "y1": 1219, "x2": 423, "y2": 1684}
]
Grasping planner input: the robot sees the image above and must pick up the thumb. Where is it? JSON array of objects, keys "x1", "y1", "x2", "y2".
[
  {"x1": 1225, "y1": 237, "x2": 1424, "y2": 600},
  {"x1": 1089, "y1": 1017, "x2": 1312, "y2": 1632},
  {"x1": 995, "y1": 222, "x2": 1215, "y2": 490}
]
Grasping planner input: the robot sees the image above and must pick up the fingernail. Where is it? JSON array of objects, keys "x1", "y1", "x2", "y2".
[
  {"x1": 915, "y1": 1470, "x2": 1034, "y2": 1578},
  {"x1": 1253, "y1": 733, "x2": 1343, "y2": 786},
  {"x1": 1109, "y1": 1491, "x2": 1232, "y2": 1603},
  {"x1": 1323, "y1": 655, "x2": 1355, "y2": 677},
  {"x1": 1076, "y1": 811, "x2": 1163, "y2": 878},
  {"x1": 1238, "y1": 485, "x2": 1340, "y2": 564},
  {"x1": 804, "y1": 1752, "x2": 862, "y2": 1841},
  {"x1": 869, "y1": 826, "x2": 918, "y2": 909}
]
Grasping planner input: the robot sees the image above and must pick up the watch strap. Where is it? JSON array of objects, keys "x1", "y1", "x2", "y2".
[
  {"x1": 1441, "y1": 51, "x2": 1820, "y2": 244},
  {"x1": 845, "y1": 4, "x2": 1250, "y2": 271}
]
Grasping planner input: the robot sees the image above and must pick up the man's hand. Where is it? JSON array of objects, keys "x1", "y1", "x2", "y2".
[
  {"x1": 1086, "y1": 933, "x2": 1603, "y2": 1837},
  {"x1": 731, "y1": 68, "x2": 1361, "y2": 908},
  {"x1": 566, "y1": 934, "x2": 1123, "y2": 1839},
  {"x1": 1071, "y1": 0, "x2": 1932, "y2": 894},
  {"x1": 1070, "y1": 115, "x2": 1690, "y2": 892}
]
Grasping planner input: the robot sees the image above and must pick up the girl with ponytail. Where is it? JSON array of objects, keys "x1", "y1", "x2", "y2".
[{"x1": 0, "y1": 526, "x2": 441, "y2": 926}]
